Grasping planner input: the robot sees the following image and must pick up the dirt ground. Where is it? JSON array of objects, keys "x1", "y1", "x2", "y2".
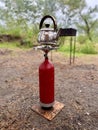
[{"x1": 0, "y1": 48, "x2": 98, "y2": 130}]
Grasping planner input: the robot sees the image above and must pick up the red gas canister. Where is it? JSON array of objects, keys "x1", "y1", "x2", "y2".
[{"x1": 39, "y1": 57, "x2": 54, "y2": 109}]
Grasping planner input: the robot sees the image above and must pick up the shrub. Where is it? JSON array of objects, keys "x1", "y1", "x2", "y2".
[
  {"x1": 0, "y1": 24, "x2": 39, "y2": 48},
  {"x1": 77, "y1": 35, "x2": 87, "y2": 44},
  {"x1": 80, "y1": 42, "x2": 97, "y2": 54}
]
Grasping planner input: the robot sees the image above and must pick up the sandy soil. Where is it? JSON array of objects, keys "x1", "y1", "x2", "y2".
[{"x1": 0, "y1": 48, "x2": 98, "y2": 130}]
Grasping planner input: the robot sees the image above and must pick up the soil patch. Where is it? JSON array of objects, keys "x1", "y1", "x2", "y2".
[
  {"x1": 0, "y1": 49, "x2": 98, "y2": 130},
  {"x1": 0, "y1": 34, "x2": 21, "y2": 42}
]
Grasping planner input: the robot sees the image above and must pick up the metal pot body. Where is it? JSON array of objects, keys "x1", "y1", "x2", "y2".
[
  {"x1": 38, "y1": 28, "x2": 57, "y2": 43},
  {"x1": 39, "y1": 58, "x2": 54, "y2": 108}
]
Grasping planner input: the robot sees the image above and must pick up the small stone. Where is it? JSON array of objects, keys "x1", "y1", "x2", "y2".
[
  {"x1": 78, "y1": 122, "x2": 81, "y2": 126},
  {"x1": 79, "y1": 90, "x2": 82, "y2": 93},
  {"x1": 5, "y1": 80, "x2": 8, "y2": 83},
  {"x1": 86, "y1": 112, "x2": 90, "y2": 115}
]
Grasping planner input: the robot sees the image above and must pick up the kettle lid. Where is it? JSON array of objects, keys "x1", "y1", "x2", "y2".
[{"x1": 40, "y1": 28, "x2": 54, "y2": 31}]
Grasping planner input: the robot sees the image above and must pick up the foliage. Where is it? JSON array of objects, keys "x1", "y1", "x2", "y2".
[
  {"x1": 0, "y1": 24, "x2": 39, "y2": 48},
  {"x1": 0, "y1": 0, "x2": 97, "y2": 28},
  {"x1": 59, "y1": 44, "x2": 70, "y2": 53},
  {"x1": 58, "y1": 0, "x2": 86, "y2": 27},
  {"x1": 59, "y1": 40, "x2": 98, "y2": 55},
  {"x1": 0, "y1": 0, "x2": 98, "y2": 52},
  {"x1": 58, "y1": 37, "x2": 66, "y2": 46},
  {"x1": 80, "y1": 42, "x2": 97, "y2": 54},
  {"x1": 77, "y1": 35, "x2": 88, "y2": 44},
  {"x1": 76, "y1": 6, "x2": 98, "y2": 42},
  {"x1": 0, "y1": 0, "x2": 58, "y2": 27},
  {"x1": 19, "y1": 24, "x2": 39, "y2": 48}
]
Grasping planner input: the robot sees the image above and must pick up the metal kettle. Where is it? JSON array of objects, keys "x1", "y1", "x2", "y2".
[{"x1": 38, "y1": 15, "x2": 59, "y2": 45}]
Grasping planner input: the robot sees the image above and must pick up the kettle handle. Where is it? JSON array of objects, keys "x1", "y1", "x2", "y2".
[{"x1": 39, "y1": 15, "x2": 57, "y2": 31}]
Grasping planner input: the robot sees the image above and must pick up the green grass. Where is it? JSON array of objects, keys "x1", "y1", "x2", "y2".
[
  {"x1": 58, "y1": 41, "x2": 98, "y2": 56},
  {"x1": 79, "y1": 43, "x2": 98, "y2": 54},
  {"x1": 58, "y1": 47, "x2": 84, "y2": 57},
  {"x1": 0, "y1": 42, "x2": 20, "y2": 49},
  {"x1": 0, "y1": 41, "x2": 34, "y2": 50},
  {"x1": 58, "y1": 36, "x2": 98, "y2": 55}
]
